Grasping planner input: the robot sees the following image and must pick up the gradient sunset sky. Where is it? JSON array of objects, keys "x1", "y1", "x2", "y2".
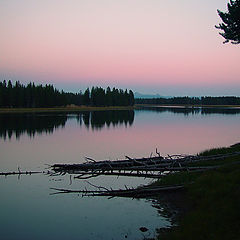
[{"x1": 0, "y1": 0, "x2": 239, "y2": 96}]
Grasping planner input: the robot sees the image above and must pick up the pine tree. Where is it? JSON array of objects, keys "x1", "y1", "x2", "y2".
[
  {"x1": 106, "y1": 87, "x2": 112, "y2": 106},
  {"x1": 83, "y1": 88, "x2": 90, "y2": 105},
  {"x1": 216, "y1": 0, "x2": 240, "y2": 44},
  {"x1": 129, "y1": 90, "x2": 135, "y2": 106}
]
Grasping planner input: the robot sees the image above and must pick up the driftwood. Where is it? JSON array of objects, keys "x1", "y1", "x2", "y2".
[
  {"x1": 42, "y1": 151, "x2": 240, "y2": 198},
  {"x1": 74, "y1": 171, "x2": 164, "y2": 179},
  {"x1": 51, "y1": 151, "x2": 240, "y2": 179},
  {"x1": 0, "y1": 168, "x2": 42, "y2": 176},
  {"x1": 50, "y1": 184, "x2": 184, "y2": 198},
  {"x1": 52, "y1": 156, "x2": 164, "y2": 172},
  {"x1": 3, "y1": 151, "x2": 240, "y2": 200},
  {"x1": 51, "y1": 154, "x2": 190, "y2": 174},
  {"x1": 72, "y1": 165, "x2": 221, "y2": 180}
]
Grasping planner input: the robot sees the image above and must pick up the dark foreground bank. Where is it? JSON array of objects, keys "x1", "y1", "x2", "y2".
[{"x1": 153, "y1": 143, "x2": 240, "y2": 240}]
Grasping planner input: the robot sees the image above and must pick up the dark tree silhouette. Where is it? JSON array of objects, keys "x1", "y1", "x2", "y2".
[
  {"x1": 135, "y1": 96, "x2": 240, "y2": 105},
  {"x1": 0, "y1": 80, "x2": 134, "y2": 108},
  {"x1": 83, "y1": 88, "x2": 90, "y2": 105},
  {"x1": 216, "y1": 0, "x2": 240, "y2": 44}
]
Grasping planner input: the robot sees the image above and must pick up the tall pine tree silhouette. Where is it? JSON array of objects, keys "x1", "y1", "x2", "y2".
[{"x1": 216, "y1": 0, "x2": 240, "y2": 44}]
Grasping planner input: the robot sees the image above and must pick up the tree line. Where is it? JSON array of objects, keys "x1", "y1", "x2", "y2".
[
  {"x1": 0, "y1": 80, "x2": 134, "y2": 108},
  {"x1": 135, "y1": 96, "x2": 240, "y2": 105}
]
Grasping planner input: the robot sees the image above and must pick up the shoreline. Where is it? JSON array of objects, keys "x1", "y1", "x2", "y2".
[
  {"x1": 0, "y1": 106, "x2": 134, "y2": 114},
  {"x1": 135, "y1": 104, "x2": 240, "y2": 108},
  {"x1": 1, "y1": 104, "x2": 240, "y2": 114},
  {"x1": 153, "y1": 143, "x2": 240, "y2": 239}
]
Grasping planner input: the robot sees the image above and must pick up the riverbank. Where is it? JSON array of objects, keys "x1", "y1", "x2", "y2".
[
  {"x1": 1, "y1": 104, "x2": 240, "y2": 114},
  {"x1": 153, "y1": 143, "x2": 240, "y2": 240},
  {"x1": 0, "y1": 105, "x2": 134, "y2": 114}
]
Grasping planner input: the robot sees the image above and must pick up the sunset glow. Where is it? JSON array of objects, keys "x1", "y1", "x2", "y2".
[{"x1": 0, "y1": 0, "x2": 239, "y2": 95}]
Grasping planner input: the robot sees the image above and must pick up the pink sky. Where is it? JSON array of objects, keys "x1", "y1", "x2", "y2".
[{"x1": 0, "y1": 0, "x2": 239, "y2": 96}]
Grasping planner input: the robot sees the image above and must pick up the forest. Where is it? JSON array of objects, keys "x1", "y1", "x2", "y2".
[
  {"x1": 136, "y1": 96, "x2": 240, "y2": 105},
  {"x1": 0, "y1": 80, "x2": 134, "y2": 108}
]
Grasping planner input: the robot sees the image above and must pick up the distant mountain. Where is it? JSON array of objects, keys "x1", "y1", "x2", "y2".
[{"x1": 134, "y1": 92, "x2": 171, "y2": 99}]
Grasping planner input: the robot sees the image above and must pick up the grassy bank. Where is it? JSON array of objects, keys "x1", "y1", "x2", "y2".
[
  {"x1": 154, "y1": 143, "x2": 240, "y2": 240},
  {"x1": 0, "y1": 106, "x2": 134, "y2": 114}
]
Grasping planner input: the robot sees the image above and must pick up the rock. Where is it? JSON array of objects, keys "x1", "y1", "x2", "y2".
[{"x1": 139, "y1": 227, "x2": 148, "y2": 232}]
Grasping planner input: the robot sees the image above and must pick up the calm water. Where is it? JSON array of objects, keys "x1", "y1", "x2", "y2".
[{"x1": 1, "y1": 107, "x2": 240, "y2": 240}]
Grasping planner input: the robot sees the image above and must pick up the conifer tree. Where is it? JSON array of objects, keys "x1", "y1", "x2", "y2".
[
  {"x1": 216, "y1": 0, "x2": 240, "y2": 44},
  {"x1": 106, "y1": 87, "x2": 112, "y2": 106},
  {"x1": 83, "y1": 88, "x2": 90, "y2": 105},
  {"x1": 0, "y1": 80, "x2": 134, "y2": 107}
]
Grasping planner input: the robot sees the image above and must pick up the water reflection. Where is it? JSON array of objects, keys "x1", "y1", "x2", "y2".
[
  {"x1": 1, "y1": 107, "x2": 240, "y2": 239},
  {"x1": 138, "y1": 106, "x2": 240, "y2": 115},
  {"x1": 201, "y1": 107, "x2": 240, "y2": 115},
  {"x1": 1, "y1": 107, "x2": 240, "y2": 140},
  {"x1": 0, "y1": 110, "x2": 135, "y2": 140},
  {"x1": 78, "y1": 110, "x2": 134, "y2": 130},
  {"x1": 0, "y1": 113, "x2": 67, "y2": 140}
]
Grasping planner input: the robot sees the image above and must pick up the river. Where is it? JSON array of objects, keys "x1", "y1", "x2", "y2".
[{"x1": 1, "y1": 107, "x2": 240, "y2": 239}]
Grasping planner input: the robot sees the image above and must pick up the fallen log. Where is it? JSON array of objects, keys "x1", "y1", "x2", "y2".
[
  {"x1": 53, "y1": 165, "x2": 220, "y2": 178},
  {"x1": 74, "y1": 171, "x2": 164, "y2": 179},
  {"x1": 0, "y1": 171, "x2": 42, "y2": 176},
  {"x1": 51, "y1": 155, "x2": 191, "y2": 173},
  {"x1": 50, "y1": 151, "x2": 240, "y2": 180},
  {"x1": 50, "y1": 184, "x2": 184, "y2": 198}
]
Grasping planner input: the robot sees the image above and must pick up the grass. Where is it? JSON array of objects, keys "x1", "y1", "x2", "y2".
[
  {"x1": 153, "y1": 143, "x2": 240, "y2": 240},
  {"x1": 150, "y1": 171, "x2": 202, "y2": 188},
  {"x1": 199, "y1": 143, "x2": 240, "y2": 156},
  {"x1": 164, "y1": 165, "x2": 240, "y2": 240},
  {"x1": 0, "y1": 105, "x2": 134, "y2": 114}
]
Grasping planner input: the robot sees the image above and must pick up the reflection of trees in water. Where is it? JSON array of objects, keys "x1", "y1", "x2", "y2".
[
  {"x1": 0, "y1": 110, "x2": 135, "y2": 140},
  {"x1": 0, "y1": 114, "x2": 67, "y2": 140},
  {"x1": 201, "y1": 108, "x2": 240, "y2": 115},
  {"x1": 137, "y1": 107, "x2": 200, "y2": 115},
  {"x1": 76, "y1": 110, "x2": 135, "y2": 130},
  {"x1": 138, "y1": 106, "x2": 240, "y2": 115}
]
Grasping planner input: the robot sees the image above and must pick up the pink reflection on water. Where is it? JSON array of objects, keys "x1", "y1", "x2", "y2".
[
  {"x1": 1, "y1": 111, "x2": 240, "y2": 171},
  {"x1": 52, "y1": 113, "x2": 240, "y2": 162}
]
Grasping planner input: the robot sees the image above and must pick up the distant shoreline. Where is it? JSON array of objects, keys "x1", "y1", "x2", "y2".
[
  {"x1": 0, "y1": 106, "x2": 134, "y2": 114},
  {"x1": 135, "y1": 104, "x2": 240, "y2": 108},
  {"x1": 1, "y1": 104, "x2": 240, "y2": 114}
]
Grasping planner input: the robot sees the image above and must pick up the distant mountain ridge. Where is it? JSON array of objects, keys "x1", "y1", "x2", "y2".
[{"x1": 134, "y1": 92, "x2": 171, "y2": 99}]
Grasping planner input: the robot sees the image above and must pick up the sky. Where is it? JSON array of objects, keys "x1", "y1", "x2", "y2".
[{"x1": 0, "y1": 0, "x2": 239, "y2": 96}]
